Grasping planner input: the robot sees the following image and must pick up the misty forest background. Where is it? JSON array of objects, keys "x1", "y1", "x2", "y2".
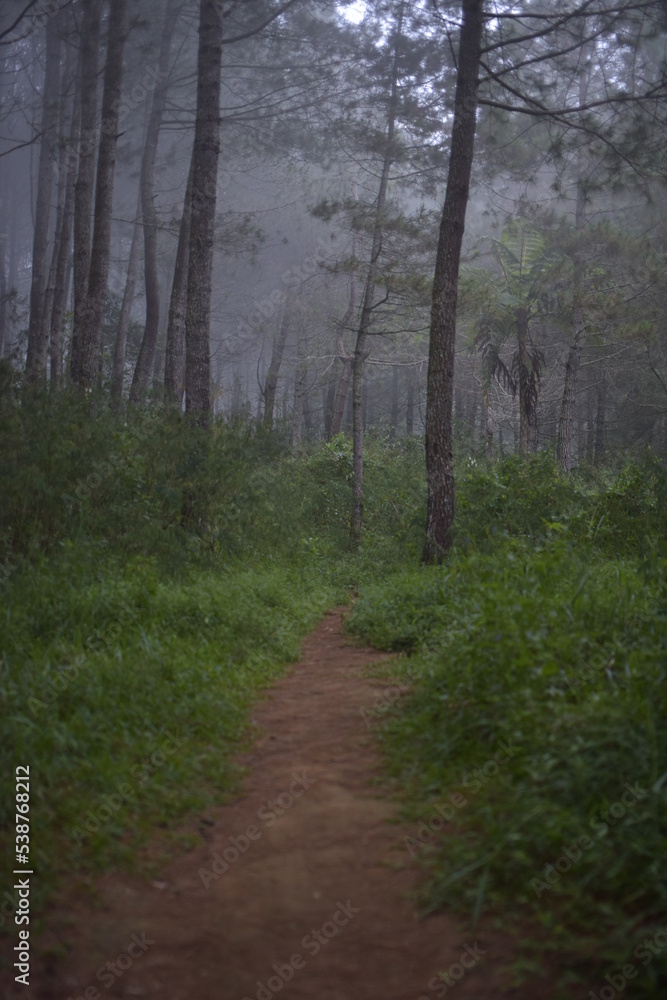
[{"x1": 1, "y1": 0, "x2": 666, "y2": 996}]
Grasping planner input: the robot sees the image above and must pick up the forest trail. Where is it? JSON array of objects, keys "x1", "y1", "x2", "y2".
[{"x1": 27, "y1": 609, "x2": 546, "y2": 1000}]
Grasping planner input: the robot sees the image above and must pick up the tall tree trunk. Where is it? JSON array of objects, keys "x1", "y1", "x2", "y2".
[
  {"x1": 184, "y1": 0, "x2": 224, "y2": 426},
  {"x1": 594, "y1": 373, "x2": 606, "y2": 466},
  {"x1": 423, "y1": 0, "x2": 483, "y2": 563},
  {"x1": 330, "y1": 357, "x2": 353, "y2": 438},
  {"x1": 263, "y1": 300, "x2": 290, "y2": 428},
  {"x1": 5, "y1": 193, "x2": 18, "y2": 359},
  {"x1": 42, "y1": 52, "x2": 76, "y2": 384},
  {"x1": 78, "y1": 0, "x2": 127, "y2": 391},
  {"x1": 24, "y1": 16, "x2": 61, "y2": 386},
  {"x1": 292, "y1": 326, "x2": 307, "y2": 454},
  {"x1": 164, "y1": 158, "x2": 193, "y2": 407},
  {"x1": 70, "y1": 0, "x2": 101, "y2": 383},
  {"x1": 585, "y1": 387, "x2": 595, "y2": 462},
  {"x1": 329, "y1": 229, "x2": 358, "y2": 439},
  {"x1": 517, "y1": 306, "x2": 538, "y2": 454},
  {"x1": 324, "y1": 385, "x2": 335, "y2": 438},
  {"x1": 111, "y1": 190, "x2": 142, "y2": 409},
  {"x1": 50, "y1": 89, "x2": 80, "y2": 385},
  {"x1": 350, "y1": 1, "x2": 404, "y2": 545},
  {"x1": 556, "y1": 324, "x2": 581, "y2": 471},
  {"x1": 557, "y1": 34, "x2": 591, "y2": 471},
  {"x1": 406, "y1": 366, "x2": 415, "y2": 436},
  {"x1": 0, "y1": 225, "x2": 6, "y2": 360},
  {"x1": 482, "y1": 385, "x2": 493, "y2": 457},
  {"x1": 129, "y1": 0, "x2": 178, "y2": 403},
  {"x1": 389, "y1": 363, "x2": 399, "y2": 440}
]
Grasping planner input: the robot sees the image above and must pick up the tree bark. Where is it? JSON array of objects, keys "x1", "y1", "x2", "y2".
[
  {"x1": 50, "y1": 88, "x2": 80, "y2": 385},
  {"x1": 111, "y1": 190, "x2": 143, "y2": 409},
  {"x1": 517, "y1": 306, "x2": 538, "y2": 454},
  {"x1": 24, "y1": 15, "x2": 61, "y2": 386},
  {"x1": 329, "y1": 228, "x2": 358, "y2": 439},
  {"x1": 594, "y1": 372, "x2": 606, "y2": 466},
  {"x1": 78, "y1": 0, "x2": 127, "y2": 391},
  {"x1": 164, "y1": 158, "x2": 194, "y2": 407},
  {"x1": 292, "y1": 326, "x2": 307, "y2": 453},
  {"x1": 556, "y1": 35, "x2": 591, "y2": 472},
  {"x1": 263, "y1": 300, "x2": 290, "y2": 428},
  {"x1": 406, "y1": 365, "x2": 415, "y2": 436},
  {"x1": 482, "y1": 384, "x2": 493, "y2": 457},
  {"x1": 129, "y1": 0, "x2": 178, "y2": 404},
  {"x1": 184, "y1": 0, "x2": 224, "y2": 426},
  {"x1": 423, "y1": 0, "x2": 483, "y2": 563},
  {"x1": 350, "y1": 1, "x2": 404, "y2": 545},
  {"x1": 0, "y1": 226, "x2": 6, "y2": 360},
  {"x1": 556, "y1": 319, "x2": 582, "y2": 471},
  {"x1": 70, "y1": 0, "x2": 101, "y2": 384},
  {"x1": 389, "y1": 363, "x2": 399, "y2": 440}
]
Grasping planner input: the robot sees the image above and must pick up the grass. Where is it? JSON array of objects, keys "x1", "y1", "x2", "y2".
[
  {"x1": 349, "y1": 454, "x2": 667, "y2": 999},
  {"x1": 0, "y1": 394, "x2": 424, "y2": 932},
  {"x1": 1, "y1": 389, "x2": 666, "y2": 999}
]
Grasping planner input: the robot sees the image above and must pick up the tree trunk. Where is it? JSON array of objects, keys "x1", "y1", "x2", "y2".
[
  {"x1": 330, "y1": 357, "x2": 353, "y2": 438},
  {"x1": 328, "y1": 230, "x2": 358, "y2": 439},
  {"x1": 423, "y1": 0, "x2": 483, "y2": 563},
  {"x1": 263, "y1": 301, "x2": 290, "y2": 428},
  {"x1": 129, "y1": 0, "x2": 178, "y2": 404},
  {"x1": 350, "y1": 1, "x2": 404, "y2": 545},
  {"x1": 389, "y1": 363, "x2": 399, "y2": 440},
  {"x1": 70, "y1": 0, "x2": 101, "y2": 384},
  {"x1": 556, "y1": 324, "x2": 581, "y2": 472},
  {"x1": 50, "y1": 89, "x2": 80, "y2": 385},
  {"x1": 594, "y1": 373, "x2": 606, "y2": 466},
  {"x1": 585, "y1": 387, "x2": 595, "y2": 461},
  {"x1": 184, "y1": 0, "x2": 224, "y2": 426},
  {"x1": 111, "y1": 191, "x2": 143, "y2": 409},
  {"x1": 0, "y1": 226, "x2": 6, "y2": 360},
  {"x1": 41, "y1": 51, "x2": 77, "y2": 384},
  {"x1": 406, "y1": 366, "x2": 414, "y2": 436},
  {"x1": 78, "y1": 0, "x2": 127, "y2": 391},
  {"x1": 556, "y1": 35, "x2": 591, "y2": 472},
  {"x1": 304, "y1": 386, "x2": 315, "y2": 438},
  {"x1": 164, "y1": 158, "x2": 193, "y2": 407},
  {"x1": 292, "y1": 327, "x2": 307, "y2": 454},
  {"x1": 517, "y1": 306, "x2": 538, "y2": 454},
  {"x1": 482, "y1": 385, "x2": 493, "y2": 457},
  {"x1": 324, "y1": 385, "x2": 335, "y2": 438},
  {"x1": 24, "y1": 16, "x2": 61, "y2": 386}
]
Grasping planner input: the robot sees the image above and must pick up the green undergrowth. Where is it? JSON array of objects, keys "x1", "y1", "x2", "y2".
[
  {"x1": 2, "y1": 389, "x2": 666, "y2": 1000},
  {"x1": 1, "y1": 554, "x2": 335, "y2": 914},
  {"x1": 349, "y1": 457, "x2": 667, "y2": 999},
  {"x1": 0, "y1": 393, "x2": 424, "y2": 929}
]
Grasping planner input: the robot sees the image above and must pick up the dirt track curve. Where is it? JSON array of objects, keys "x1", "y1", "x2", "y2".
[{"x1": 8, "y1": 608, "x2": 550, "y2": 1000}]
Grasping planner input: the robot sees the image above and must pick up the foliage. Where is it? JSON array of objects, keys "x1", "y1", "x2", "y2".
[
  {"x1": 349, "y1": 454, "x2": 667, "y2": 999},
  {"x1": 0, "y1": 395, "x2": 425, "y2": 923},
  {"x1": 2, "y1": 392, "x2": 666, "y2": 999}
]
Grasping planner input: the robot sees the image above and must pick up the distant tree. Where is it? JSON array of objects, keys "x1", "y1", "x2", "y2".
[
  {"x1": 70, "y1": 0, "x2": 102, "y2": 384},
  {"x1": 23, "y1": 12, "x2": 61, "y2": 385},
  {"x1": 422, "y1": 0, "x2": 667, "y2": 561},
  {"x1": 129, "y1": 0, "x2": 179, "y2": 404}
]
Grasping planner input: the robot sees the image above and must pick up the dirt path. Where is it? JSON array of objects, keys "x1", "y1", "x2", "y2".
[{"x1": 16, "y1": 609, "x2": 545, "y2": 1000}]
